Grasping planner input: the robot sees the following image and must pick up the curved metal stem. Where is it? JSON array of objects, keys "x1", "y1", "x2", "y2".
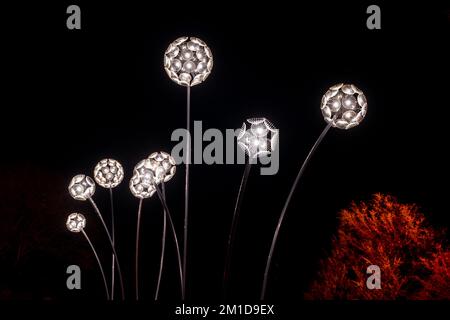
[
  {"x1": 155, "y1": 184, "x2": 184, "y2": 300},
  {"x1": 155, "y1": 183, "x2": 167, "y2": 300},
  {"x1": 223, "y1": 162, "x2": 252, "y2": 298},
  {"x1": 109, "y1": 188, "x2": 116, "y2": 300},
  {"x1": 81, "y1": 229, "x2": 110, "y2": 300},
  {"x1": 260, "y1": 123, "x2": 332, "y2": 300},
  {"x1": 135, "y1": 199, "x2": 143, "y2": 300},
  {"x1": 88, "y1": 198, "x2": 125, "y2": 300},
  {"x1": 183, "y1": 85, "x2": 191, "y2": 299}
]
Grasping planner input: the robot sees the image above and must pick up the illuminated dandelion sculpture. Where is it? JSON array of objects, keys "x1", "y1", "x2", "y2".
[
  {"x1": 68, "y1": 174, "x2": 95, "y2": 200},
  {"x1": 68, "y1": 174, "x2": 125, "y2": 300},
  {"x1": 164, "y1": 36, "x2": 213, "y2": 298},
  {"x1": 320, "y1": 83, "x2": 367, "y2": 129},
  {"x1": 93, "y1": 159, "x2": 124, "y2": 299},
  {"x1": 260, "y1": 83, "x2": 368, "y2": 299},
  {"x1": 223, "y1": 118, "x2": 278, "y2": 297},
  {"x1": 130, "y1": 152, "x2": 182, "y2": 300},
  {"x1": 66, "y1": 213, "x2": 110, "y2": 300}
]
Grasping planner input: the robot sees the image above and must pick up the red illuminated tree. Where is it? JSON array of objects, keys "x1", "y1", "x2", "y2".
[{"x1": 305, "y1": 194, "x2": 450, "y2": 300}]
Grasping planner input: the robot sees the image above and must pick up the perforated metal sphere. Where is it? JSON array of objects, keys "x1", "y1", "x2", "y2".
[
  {"x1": 129, "y1": 160, "x2": 157, "y2": 199},
  {"x1": 321, "y1": 83, "x2": 367, "y2": 129},
  {"x1": 147, "y1": 151, "x2": 176, "y2": 184},
  {"x1": 129, "y1": 173, "x2": 156, "y2": 199},
  {"x1": 164, "y1": 37, "x2": 213, "y2": 87},
  {"x1": 66, "y1": 213, "x2": 86, "y2": 233},
  {"x1": 94, "y1": 159, "x2": 124, "y2": 188},
  {"x1": 237, "y1": 118, "x2": 278, "y2": 159},
  {"x1": 68, "y1": 175, "x2": 95, "y2": 201}
]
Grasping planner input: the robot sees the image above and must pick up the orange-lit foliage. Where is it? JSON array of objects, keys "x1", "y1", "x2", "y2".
[{"x1": 305, "y1": 194, "x2": 450, "y2": 300}]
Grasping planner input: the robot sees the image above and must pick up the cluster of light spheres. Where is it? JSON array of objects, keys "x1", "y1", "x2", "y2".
[
  {"x1": 237, "y1": 118, "x2": 279, "y2": 159},
  {"x1": 94, "y1": 159, "x2": 124, "y2": 188},
  {"x1": 68, "y1": 174, "x2": 96, "y2": 201},
  {"x1": 130, "y1": 152, "x2": 176, "y2": 199},
  {"x1": 164, "y1": 36, "x2": 213, "y2": 87},
  {"x1": 321, "y1": 83, "x2": 367, "y2": 129},
  {"x1": 66, "y1": 213, "x2": 86, "y2": 233}
]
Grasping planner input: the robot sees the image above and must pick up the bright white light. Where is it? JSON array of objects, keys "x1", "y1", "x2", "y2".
[
  {"x1": 147, "y1": 151, "x2": 176, "y2": 184},
  {"x1": 320, "y1": 83, "x2": 367, "y2": 129},
  {"x1": 129, "y1": 169, "x2": 156, "y2": 199},
  {"x1": 237, "y1": 118, "x2": 278, "y2": 159},
  {"x1": 66, "y1": 212, "x2": 86, "y2": 233},
  {"x1": 164, "y1": 37, "x2": 213, "y2": 87},
  {"x1": 68, "y1": 174, "x2": 95, "y2": 201},
  {"x1": 129, "y1": 152, "x2": 176, "y2": 199},
  {"x1": 93, "y1": 159, "x2": 124, "y2": 188}
]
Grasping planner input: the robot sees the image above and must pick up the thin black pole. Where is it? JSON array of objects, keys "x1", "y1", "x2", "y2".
[
  {"x1": 135, "y1": 199, "x2": 143, "y2": 300},
  {"x1": 183, "y1": 85, "x2": 191, "y2": 299},
  {"x1": 81, "y1": 229, "x2": 110, "y2": 300},
  {"x1": 109, "y1": 188, "x2": 115, "y2": 300},
  {"x1": 155, "y1": 184, "x2": 184, "y2": 300},
  {"x1": 88, "y1": 198, "x2": 125, "y2": 300},
  {"x1": 155, "y1": 183, "x2": 167, "y2": 300},
  {"x1": 223, "y1": 161, "x2": 252, "y2": 298},
  {"x1": 260, "y1": 123, "x2": 332, "y2": 300}
]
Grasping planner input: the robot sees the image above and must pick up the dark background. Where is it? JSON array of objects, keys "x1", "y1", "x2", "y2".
[{"x1": 1, "y1": 0, "x2": 449, "y2": 312}]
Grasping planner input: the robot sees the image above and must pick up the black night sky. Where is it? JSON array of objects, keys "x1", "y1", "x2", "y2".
[{"x1": 1, "y1": 0, "x2": 449, "y2": 317}]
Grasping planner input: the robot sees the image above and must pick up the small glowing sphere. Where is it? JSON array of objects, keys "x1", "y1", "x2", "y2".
[
  {"x1": 342, "y1": 95, "x2": 357, "y2": 110},
  {"x1": 343, "y1": 110, "x2": 357, "y2": 122},
  {"x1": 187, "y1": 41, "x2": 200, "y2": 51},
  {"x1": 147, "y1": 151, "x2": 176, "y2": 184},
  {"x1": 170, "y1": 59, "x2": 182, "y2": 72},
  {"x1": 196, "y1": 62, "x2": 207, "y2": 73},
  {"x1": 94, "y1": 159, "x2": 124, "y2": 188},
  {"x1": 237, "y1": 118, "x2": 278, "y2": 159},
  {"x1": 129, "y1": 171, "x2": 156, "y2": 199},
  {"x1": 321, "y1": 83, "x2": 367, "y2": 129},
  {"x1": 129, "y1": 152, "x2": 176, "y2": 198},
  {"x1": 181, "y1": 49, "x2": 193, "y2": 60},
  {"x1": 183, "y1": 60, "x2": 196, "y2": 72},
  {"x1": 66, "y1": 213, "x2": 86, "y2": 233},
  {"x1": 68, "y1": 175, "x2": 95, "y2": 201},
  {"x1": 180, "y1": 73, "x2": 192, "y2": 83},
  {"x1": 196, "y1": 50, "x2": 206, "y2": 61},
  {"x1": 164, "y1": 36, "x2": 213, "y2": 87}
]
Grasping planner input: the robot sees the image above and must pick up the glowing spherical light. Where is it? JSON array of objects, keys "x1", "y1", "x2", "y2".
[
  {"x1": 93, "y1": 159, "x2": 124, "y2": 188},
  {"x1": 129, "y1": 171, "x2": 156, "y2": 199},
  {"x1": 237, "y1": 118, "x2": 278, "y2": 159},
  {"x1": 321, "y1": 83, "x2": 367, "y2": 129},
  {"x1": 68, "y1": 174, "x2": 96, "y2": 201},
  {"x1": 164, "y1": 36, "x2": 213, "y2": 87},
  {"x1": 147, "y1": 151, "x2": 176, "y2": 184},
  {"x1": 66, "y1": 212, "x2": 86, "y2": 233},
  {"x1": 129, "y1": 152, "x2": 176, "y2": 199}
]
